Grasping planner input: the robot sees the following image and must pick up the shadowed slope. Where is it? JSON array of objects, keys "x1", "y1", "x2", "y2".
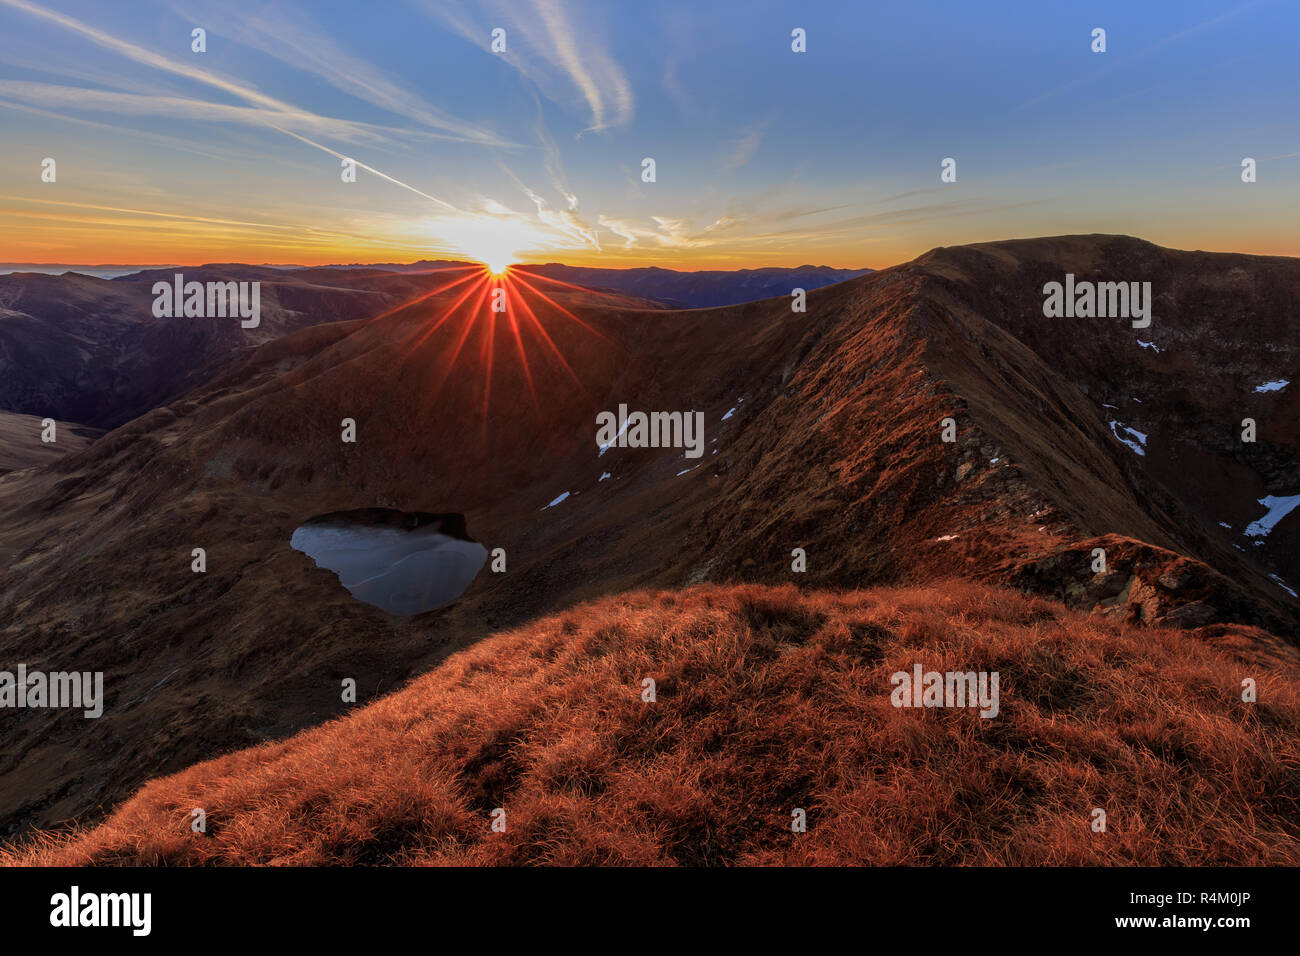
[{"x1": 910, "y1": 236, "x2": 1300, "y2": 615}]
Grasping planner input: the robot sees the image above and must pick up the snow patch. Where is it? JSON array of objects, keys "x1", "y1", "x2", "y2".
[
  {"x1": 1270, "y1": 574, "x2": 1298, "y2": 599},
  {"x1": 598, "y1": 472, "x2": 611, "y2": 482},
  {"x1": 598, "y1": 416, "x2": 630, "y2": 457},
  {"x1": 1136, "y1": 339, "x2": 1162, "y2": 353},
  {"x1": 1244, "y1": 494, "x2": 1300, "y2": 537},
  {"x1": 541, "y1": 492, "x2": 570, "y2": 510},
  {"x1": 721, "y1": 407, "x2": 736, "y2": 421},
  {"x1": 1255, "y1": 379, "x2": 1290, "y2": 393},
  {"x1": 1107, "y1": 420, "x2": 1147, "y2": 456}
]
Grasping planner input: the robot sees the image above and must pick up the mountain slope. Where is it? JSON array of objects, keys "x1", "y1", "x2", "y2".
[
  {"x1": 0, "y1": 262, "x2": 854, "y2": 428},
  {"x1": 910, "y1": 236, "x2": 1300, "y2": 610},
  {"x1": 6, "y1": 583, "x2": 1298, "y2": 866},
  {"x1": 0, "y1": 266, "x2": 505, "y2": 427},
  {"x1": 0, "y1": 411, "x2": 100, "y2": 474},
  {"x1": 0, "y1": 235, "x2": 1295, "y2": 838}
]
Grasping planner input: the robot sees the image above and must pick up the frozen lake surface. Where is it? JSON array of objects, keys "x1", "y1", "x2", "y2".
[{"x1": 291, "y1": 515, "x2": 487, "y2": 616}]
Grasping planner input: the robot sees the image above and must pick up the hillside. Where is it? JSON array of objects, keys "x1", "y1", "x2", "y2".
[
  {"x1": 0, "y1": 235, "x2": 1295, "y2": 839},
  {"x1": 0, "y1": 265, "x2": 665, "y2": 429},
  {"x1": 6, "y1": 582, "x2": 1297, "y2": 866},
  {"x1": 0, "y1": 410, "x2": 100, "y2": 474},
  {"x1": 0, "y1": 261, "x2": 842, "y2": 428}
]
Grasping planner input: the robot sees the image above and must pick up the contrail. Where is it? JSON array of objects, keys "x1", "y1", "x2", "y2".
[{"x1": 269, "y1": 125, "x2": 459, "y2": 213}]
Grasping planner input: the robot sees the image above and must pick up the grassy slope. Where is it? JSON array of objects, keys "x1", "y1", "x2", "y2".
[
  {"x1": 6, "y1": 581, "x2": 1298, "y2": 866},
  {"x1": 0, "y1": 411, "x2": 99, "y2": 473}
]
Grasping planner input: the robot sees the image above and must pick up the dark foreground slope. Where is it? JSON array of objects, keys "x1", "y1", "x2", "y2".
[
  {"x1": 6, "y1": 583, "x2": 1298, "y2": 866},
  {"x1": 0, "y1": 236, "x2": 1295, "y2": 837}
]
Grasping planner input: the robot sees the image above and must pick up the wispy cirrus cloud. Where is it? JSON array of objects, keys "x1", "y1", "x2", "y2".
[
  {"x1": 521, "y1": 184, "x2": 600, "y2": 249},
  {"x1": 165, "y1": 0, "x2": 515, "y2": 146},
  {"x1": 479, "y1": 87, "x2": 603, "y2": 255},
  {"x1": 0, "y1": 0, "x2": 507, "y2": 147},
  {"x1": 496, "y1": 160, "x2": 600, "y2": 251},
  {"x1": 1, "y1": 0, "x2": 313, "y2": 115},
  {"x1": 597, "y1": 214, "x2": 737, "y2": 250},
  {"x1": 659, "y1": 3, "x2": 719, "y2": 123},
  {"x1": 722, "y1": 119, "x2": 769, "y2": 172},
  {"x1": 420, "y1": 0, "x2": 633, "y2": 133},
  {"x1": 595, "y1": 194, "x2": 1050, "y2": 255},
  {"x1": 0, "y1": 193, "x2": 433, "y2": 252},
  {"x1": 0, "y1": 96, "x2": 278, "y2": 165},
  {"x1": 0, "y1": 79, "x2": 397, "y2": 143},
  {"x1": 529, "y1": 92, "x2": 579, "y2": 208}
]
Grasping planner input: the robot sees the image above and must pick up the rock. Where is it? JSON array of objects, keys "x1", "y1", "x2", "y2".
[
  {"x1": 1162, "y1": 602, "x2": 1216, "y2": 629},
  {"x1": 1091, "y1": 570, "x2": 1133, "y2": 606},
  {"x1": 1157, "y1": 566, "x2": 1196, "y2": 591}
]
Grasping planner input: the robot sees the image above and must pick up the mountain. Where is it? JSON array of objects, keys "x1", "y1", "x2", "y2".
[
  {"x1": 0, "y1": 411, "x2": 100, "y2": 475},
  {"x1": 0, "y1": 234, "x2": 1296, "y2": 846},
  {"x1": 519, "y1": 263, "x2": 871, "y2": 308},
  {"x1": 907, "y1": 236, "x2": 1300, "y2": 616},
  {"x1": 301, "y1": 260, "x2": 869, "y2": 308},
  {"x1": 0, "y1": 265, "x2": 181, "y2": 280},
  {"x1": 0, "y1": 265, "x2": 505, "y2": 428},
  {"x1": 0, "y1": 262, "x2": 843, "y2": 429}
]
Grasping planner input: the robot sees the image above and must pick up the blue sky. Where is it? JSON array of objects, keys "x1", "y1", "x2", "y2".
[{"x1": 0, "y1": 0, "x2": 1295, "y2": 268}]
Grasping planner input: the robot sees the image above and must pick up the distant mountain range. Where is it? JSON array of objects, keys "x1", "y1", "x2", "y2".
[
  {"x1": 0, "y1": 262, "x2": 866, "y2": 428},
  {"x1": 519, "y1": 263, "x2": 871, "y2": 308},
  {"x1": 286, "y1": 259, "x2": 871, "y2": 307},
  {"x1": 0, "y1": 259, "x2": 868, "y2": 304}
]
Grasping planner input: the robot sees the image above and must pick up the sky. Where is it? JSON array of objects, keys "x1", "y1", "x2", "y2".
[{"x1": 0, "y1": 0, "x2": 1296, "y2": 270}]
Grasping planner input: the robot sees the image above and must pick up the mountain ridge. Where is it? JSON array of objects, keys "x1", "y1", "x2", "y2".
[{"x1": 0, "y1": 234, "x2": 1294, "y2": 839}]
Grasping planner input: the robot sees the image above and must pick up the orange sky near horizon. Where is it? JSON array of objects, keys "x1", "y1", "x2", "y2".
[
  {"x1": 6, "y1": 196, "x2": 1300, "y2": 273},
  {"x1": 3, "y1": 1, "x2": 1300, "y2": 274},
  {"x1": 6, "y1": 229, "x2": 1298, "y2": 273}
]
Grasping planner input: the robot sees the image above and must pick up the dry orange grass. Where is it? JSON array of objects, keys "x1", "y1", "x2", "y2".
[{"x1": 5, "y1": 581, "x2": 1299, "y2": 866}]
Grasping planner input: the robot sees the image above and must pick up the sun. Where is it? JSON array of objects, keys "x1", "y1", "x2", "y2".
[
  {"x1": 482, "y1": 254, "x2": 512, "y2": 276},
  {"x1": 454, "y1": 234, "x2": 515, "y2": 275},
  {"x1": 459, "y1": 237, "x2": 515, "y2": 276},
  {"x1": 429, "y1": 216, "x2": 526, "y2": 277}
]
